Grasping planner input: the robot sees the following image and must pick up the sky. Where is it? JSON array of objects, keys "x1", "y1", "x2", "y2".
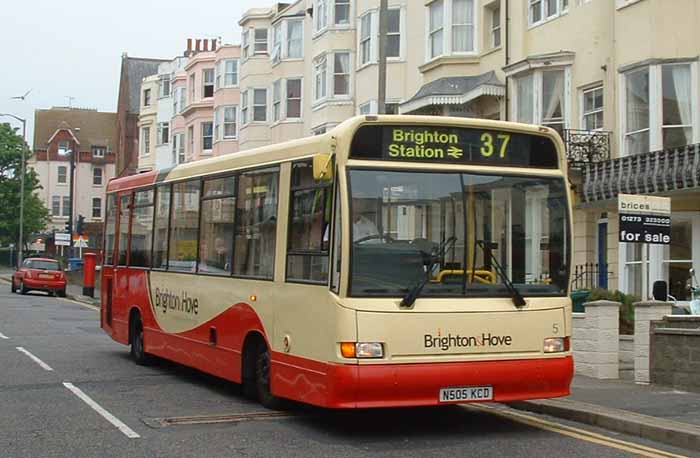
[{"x1": 0, "y1": 0, "x2": 262, "y2": 146}]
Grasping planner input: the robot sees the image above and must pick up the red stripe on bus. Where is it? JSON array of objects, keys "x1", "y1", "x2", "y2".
[{"x1": 106, "y1": 170, "x2": 158, "y2": 193}]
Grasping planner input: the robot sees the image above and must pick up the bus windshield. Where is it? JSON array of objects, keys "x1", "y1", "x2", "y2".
[{"x1": 349, "y1": 169, "x2": 569, "y2": 298}]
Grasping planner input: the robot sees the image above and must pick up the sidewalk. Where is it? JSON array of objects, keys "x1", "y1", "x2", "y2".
[
  {"x1": 511, "y1": 375, "x2": 700, "y2": 451},
  {"x1": 0, "y1": 268, "x2": 100, "y2": 307}
]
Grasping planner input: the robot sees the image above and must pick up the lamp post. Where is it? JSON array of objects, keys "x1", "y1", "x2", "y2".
[{"x1": 0, "y1": 113, "x2": 27, "y2": 267}]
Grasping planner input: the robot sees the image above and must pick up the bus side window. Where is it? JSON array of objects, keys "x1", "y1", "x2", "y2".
[
  {"x1": 286, "y1": 160, "x2": 332, "y2": 284},
  {"x1": 117, "y1": 194, "x2": 132, "y2": 266},
  {"x1": 233, "y1": 167, "x2": 279, "y2": 279},
  {"x1": 169, "y1": 180, "x2": 201, "y2": 272},
  {"x1": 129, "y1": 189, "x2": 154, "y2": 268},
  {"x1": 104, "y1": 194, "x2": 117, "y2": 265},
  {"x1": 152, "y1": 185, "x2": 171, "y2": 270}
]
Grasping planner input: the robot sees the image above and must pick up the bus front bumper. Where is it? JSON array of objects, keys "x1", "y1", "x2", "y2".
[{"x1": 321, "y1": 355, "x2": 573, "y2": 409}]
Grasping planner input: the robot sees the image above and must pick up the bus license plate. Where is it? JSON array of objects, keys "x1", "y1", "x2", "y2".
[{"x1": 439, "y1": 386, "x2": 493, "y2": 403}]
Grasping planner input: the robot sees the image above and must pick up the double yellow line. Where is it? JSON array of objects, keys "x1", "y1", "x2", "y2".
[{"x1": 466, "y1": 404, "x2": 688, "y2": 458}]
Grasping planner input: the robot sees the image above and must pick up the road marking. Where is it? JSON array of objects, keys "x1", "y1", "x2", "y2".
[
  {"x1": 0, "y1": 332, "x2": 9, "y2": 339},
  {"x1": 16, "y1": 347, "x2": 53, "y2": 371},
  {"x1": 63, "y1": 382, "x2": 140, "y2": 439},
  {"x1": 467, "y1": 404, "x2": 687, "y2": 458}
]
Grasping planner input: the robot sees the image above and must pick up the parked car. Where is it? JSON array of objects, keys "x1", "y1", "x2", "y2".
[{"x1": 11, "y1": 257, "x2": 67, "y2": 297}]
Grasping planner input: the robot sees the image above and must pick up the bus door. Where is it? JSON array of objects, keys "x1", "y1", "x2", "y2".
[
  {"x1": 102, "y1": 194, "x2": 118, "y2": 328},
  {"x1": 113, "y1": 192, "x2": 133, "y2": 326}
]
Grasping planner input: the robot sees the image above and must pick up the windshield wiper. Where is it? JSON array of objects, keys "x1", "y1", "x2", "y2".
[
  {"x1": 400, "y1": 237, "x2": 456, "y2": 308},
  {"x1": 475, "y1": 240, "x2": 526, "y2": 308}
]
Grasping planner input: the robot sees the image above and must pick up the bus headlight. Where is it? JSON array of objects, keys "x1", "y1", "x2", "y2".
[
  {"x1": 543, "y1": 337, "x2": 569, "y2": 353},
  {"x1": 340, "y1": 342, "x2": 384, "y2": 358}
]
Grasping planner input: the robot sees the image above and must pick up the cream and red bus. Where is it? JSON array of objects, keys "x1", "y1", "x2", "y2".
[{"x1": 101, "y1": 115, "x2": 573, "y2": 409}]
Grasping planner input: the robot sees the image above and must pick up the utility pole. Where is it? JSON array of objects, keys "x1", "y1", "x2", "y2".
[
  {"x1": 377, "y1": 0, "x2": 389, "y2": 114},
  {"x1": 0, "y1": 113, "x2": 27, "y2": 266},
  {"x1": 67, "y1": 127, "x2": 80, "y2": 259}
]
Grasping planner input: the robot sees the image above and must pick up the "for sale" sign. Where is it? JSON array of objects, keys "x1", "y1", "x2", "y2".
[{"x1": 618, "y1": 194, "x2": 671, "y2": 245}]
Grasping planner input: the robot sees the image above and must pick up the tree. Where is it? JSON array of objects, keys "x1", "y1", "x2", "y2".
[{"x1": 0, "y1": 123, "x2": 50, "y2": 248}]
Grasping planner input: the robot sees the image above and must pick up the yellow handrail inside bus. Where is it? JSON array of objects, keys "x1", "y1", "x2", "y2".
[{"x1": 431, "y1": 269, "x2": 497, "y2": 284}]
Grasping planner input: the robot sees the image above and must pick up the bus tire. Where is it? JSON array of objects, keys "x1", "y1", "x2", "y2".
[
  {"x1": 255, "y1": 345, "x2": 283, "y2": 410},
  {"x1": 129, "y1": 312, "x2": 151, "y2": 366}
]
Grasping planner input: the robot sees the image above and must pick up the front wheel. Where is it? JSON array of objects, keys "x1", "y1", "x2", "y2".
[
  {"x1": 256, "y1": 346, "x2": 284, "y2": 410},
  {"x1": 129, "y1": 314, "x2": 151, "y2": 365}
]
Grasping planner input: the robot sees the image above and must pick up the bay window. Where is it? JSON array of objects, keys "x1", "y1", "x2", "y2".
[
  {"x1": 241, "y1": 91, "x2": 249, "y2": 125},
  {"x1": 316, "y1": 0, "x2": 327, "y2": 32},
  {"x1": 201, "y1": 122, "x2": 213, "y2": 151},
  {"x1": 529, "y1": 0, "x2": 568, "y2": 26},
  {"x1": 287, "y1": 20, "x2": 303, "y2": 58},
  {"x1": 333, "y1": 52, "x2": 350, "y2": 96},
  {"x1": 215, "y1": 106, "x2": 238, "y2": 140},
  {"x1": 216, "y1": 59, "x2": 238, "y2": 89},
  {"x1": 491, "y1": 6, "x2": 501, "y2": 48},
  {"x1": 514, "y1": 68, "x2": 569, "y2": 136},
  {"x1": 360, "y1": 13, "x2": 373, "y2": 65},
  {"x1": 286, "y1": 78, "x2": 302, "y2": 119},
  {"x1": 254, "y1": 29, "x2": 268, "y2": 55},
  {"x1": 427, "y1": 0, "x2": 476, "y2": 60},
  {"x1": 273, "y1": 80, "x2": 282, "y2": 122},
  {"x1": 386, "y1": 9, "x2": 401, "y2": 58},
  {"x1": 335, "y1": 0, "x2": 350, "y2": 25},
  {"x1": 315, "y1": 55, "x2": 328, "y2": 100},
  {"x1": 622, "y1": 61, "x2": 696, "y2": 155},
  {"x1": 271, "y1": 23, "x2": 282, "y2": 63},
  {"x1": 253, "y1": 88, "x2": 268, "y2": 122}
]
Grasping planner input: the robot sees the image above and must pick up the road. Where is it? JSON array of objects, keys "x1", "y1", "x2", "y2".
[{"x1": 0, "y1": 284, "x2": 691, "y2": 458}]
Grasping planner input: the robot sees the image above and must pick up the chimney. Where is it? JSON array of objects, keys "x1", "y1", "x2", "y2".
[
  {"x1": 203, "y1": 39, "x2": 209, "y2": 52},
  {"x1": 186, "y1": 38, "x2": 192, "y2": 55},
  {"x1": 211, "y1": 39, "x2": 217, "y2": 52},
  {"x1": 195, "y1": 39, "x2": 202, "y2": 53}
]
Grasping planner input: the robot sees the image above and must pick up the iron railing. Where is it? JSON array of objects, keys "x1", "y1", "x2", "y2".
[
  {"x1": 572, "y1": 262, "x2": 611, "y2": 291},
  {"x1": 582, "y1": 143, "x2": 700, "y2": 203},
  {"x1": 564, "y1": 129, "x2": 612, "y2": 167}
]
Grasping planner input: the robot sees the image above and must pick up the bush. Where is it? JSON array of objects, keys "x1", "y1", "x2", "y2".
[{"x1": 588, "y1": 288, "x2": 639, "y2": 335}]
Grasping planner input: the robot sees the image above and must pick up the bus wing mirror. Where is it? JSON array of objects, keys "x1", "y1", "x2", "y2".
[{"x1": 313, "y1": 153, "x2": 334, "y2": 182}]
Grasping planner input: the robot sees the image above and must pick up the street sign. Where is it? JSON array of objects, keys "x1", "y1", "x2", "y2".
[
  {"x1": 73, "y1": 236, "x2": 88, "y2": 248},
  {"x1": 55, "y1": 232, "x2": 71, "y2": 246},
  {"x1": 618, "y1": 194, "x2": 671, "y2": 245}
]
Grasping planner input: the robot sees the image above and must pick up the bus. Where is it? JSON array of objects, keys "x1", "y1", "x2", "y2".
[{"x1": 101, "y1": 115, "x2": 573, "y2": 409}]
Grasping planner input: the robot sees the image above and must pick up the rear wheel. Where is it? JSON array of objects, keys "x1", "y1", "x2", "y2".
[
  {"x1": 57, "y1": 289, "x2": 66, "y2": 298},
  {"x1": 255, "y1": 345, "x2": 284, "y2": 410},
  {"x1": 129, "y1": 313, "x2": 151, "y2": 365},
  {"x1": 20, "y1": 281, "x2": 28, "y2": 295},
  {"x1": 10, "y1": 279, "x2": 16, "y2": 293}
]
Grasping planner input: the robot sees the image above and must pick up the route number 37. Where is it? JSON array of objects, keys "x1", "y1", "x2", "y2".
[{"x1": 480, "y1": 133, "x2": 511, "y2": 158}]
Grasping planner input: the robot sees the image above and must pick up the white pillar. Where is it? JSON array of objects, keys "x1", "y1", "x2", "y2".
[
  {"x1": 634, "y1": 300, "x2": 672, "y2": 384},
  {"x1": 573, "y1": 300, "x2": 621, "y2": 379}
]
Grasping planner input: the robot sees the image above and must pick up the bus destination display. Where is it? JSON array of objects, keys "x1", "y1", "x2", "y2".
[{"x1": 350, "y1": 125, "x2": 559, "y2": 168}]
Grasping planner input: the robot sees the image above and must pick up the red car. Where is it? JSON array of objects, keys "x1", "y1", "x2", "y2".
[{"x1": 11, "y1": 258, "x2": 67, "y2": 297}]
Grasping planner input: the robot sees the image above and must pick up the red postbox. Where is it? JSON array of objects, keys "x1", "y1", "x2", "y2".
[{"x1": 83, "y1": 252, "x2": 97, "y2": 298}]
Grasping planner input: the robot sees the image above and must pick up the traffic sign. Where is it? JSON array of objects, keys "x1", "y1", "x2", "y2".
[
  {"x1": 73, "y1": 236, "x2": 88, "y2": 248},
  {"x1": 55, "y1": 232, "x2": 71, "y2": 246},
  {"x1": 618, "y1": 194, "x2": 671, "y2": 245}
]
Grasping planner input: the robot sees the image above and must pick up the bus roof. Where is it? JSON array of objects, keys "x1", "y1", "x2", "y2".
[{"x1": 107, "y1": 115, "x2": 564, "y2": 193}]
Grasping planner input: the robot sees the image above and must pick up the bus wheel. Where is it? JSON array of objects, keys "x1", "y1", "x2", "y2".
[
  {"x1": 129, "y1": 313, "x2": 151, "y2": 366},
  {"x1": 255, "y1": 345, "x2": 283, "y2": 410}
]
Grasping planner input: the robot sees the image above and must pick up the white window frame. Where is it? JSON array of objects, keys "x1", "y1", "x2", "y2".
[
  {"x1": 315, "y1": 0, "x2": 328, "y2": 33},
  {"x1": 334, "y1": 0, "x2": 351, "y2": 26},
  {"x1": 159, "y1": 76, "x2": 171, "y2": 98},
  {"x1": 252, "y1": 88, "x2": 268, "y2": 122},
  {"x1": 157, "y1": 122, "x2": 170, "y2": 145},
  {"x1": 143, "y1": 88, "x2": 152, "y2": 107},
  {"x1": 359, "y1": 11, "x2": 374, "y2": 66},
  {"x1": 57, "y1": 165, "x2": 67, "y2": 184},
  {"x1": 253, "y1": 28, "x2": 269, "y2": 55},
  {"x1": 215, "y1": 106, "x2": 238, "y2": 140},
  {"x1": 491, "y1": 5, "x2": 501, "y2": 49},
  {"x1": 201, "y1": 121, "x2": 213, "y2": 152},
  {"x1": 62, "y1": 196, "x2": 70, "y2": 217},
  {"x1": 286, "y1": 19, "x2": 304, "y2": 59},
  {"x1": 189, "y1": 74, "x2": 196, "y2": 103},
  {"x1": 241, "y1": 91, "x2": 249, "y2": 125},
  {"x1": 619, "y1": 61, "x2": 700, "y2": 156},
  {"x1": 92, "y1": 197, "x2": 102, "y2": 219},
  {"x1": 58, "y1": 141, "x2": 70, "y2": 155},
  {"x1": 512, "y1": 66, "x2": 572, "y2": 134},
  {"x1": 242, "y1": 29, "x2": 250, "y2": 60},
  {"x1": 581, "y1": 85, "x2": 604, "y2": 131},
  {"x1": 203, "y1": 69, "x2": 215, "y2": 98},
  {"x1": 425, "y1": 0, "x2": 478, "y2": 62},
  {"x1": 92, "y1": 146, "x2": 105, "y2": 158},
  {"x1": 271, "y1": 23, "x2": 282, "y2": 64},
  {"x1": 93, "y1": 167, "x2": 103, "y2": 186},
  {"x1": 224, "y1": 59, "x2": 239, "y2": 87},
  {"x1": 384, "y1": 7, "x2": 403, "y2": 60},
  {"x1": 333, "y1": 52, "x2": 351, "y2": 97},
  {"x1": 172, "y1": 133, "x2": 186, "y2": 164},
  {"x1": 528, "y1": 0, "x2": 568, "y2": 28},
  {"x1": 286, "y1": 78, "x2": 303, "y2": 120},
  {"x1": 314, "y1": 54, "x2": 328, "y2": 101},
  {"x1": 141, "y1": 126, "x2": 151, "y2": 156},
  {"x1": 51, "y1": 196, "x2": 61, "y2": 217},
  {"x1": 272, "y1": 79, "x2": 282, "y2": 122}
]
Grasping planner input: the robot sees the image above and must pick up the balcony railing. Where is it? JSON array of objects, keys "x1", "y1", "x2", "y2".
[
  {"x1": 564, "y1": 129, "x2": 611, "y2": 167},
  {"x1": 582, "y1": 143, "x2": 700, "y2": 203}
]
